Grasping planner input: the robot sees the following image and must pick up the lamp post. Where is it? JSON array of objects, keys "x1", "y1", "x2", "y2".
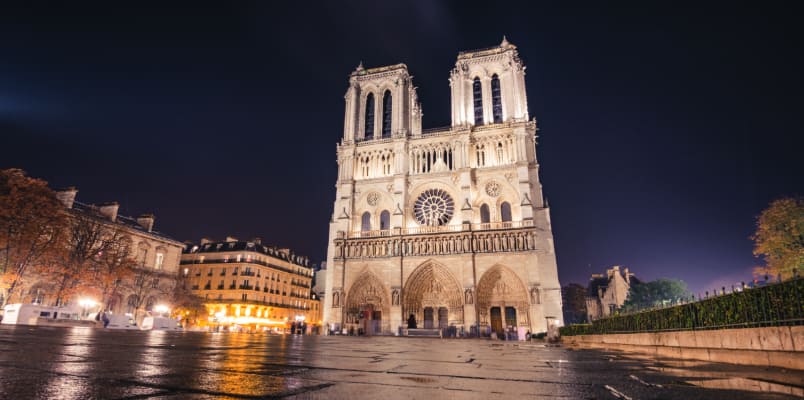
[{"x1": 78, "y1": 298, "x2": 97, "y2": 319}]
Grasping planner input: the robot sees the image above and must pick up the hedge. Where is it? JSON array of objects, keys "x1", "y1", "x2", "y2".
[{"x1": 561, "y1": 277, "x2": 803, "y2": 336}]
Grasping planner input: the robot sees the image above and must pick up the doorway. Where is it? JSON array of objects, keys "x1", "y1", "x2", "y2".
[
  {"x1": 490, "y1": 307, "x2": 503, "y2": 336},
  {"x1": 423, "y1": 307, "x2": 434, "y2": 329}
]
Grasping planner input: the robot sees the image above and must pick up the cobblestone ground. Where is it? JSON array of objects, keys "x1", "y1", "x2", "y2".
[{"x1": 0, "y1": 325, "x2": 801, "y2": 399}]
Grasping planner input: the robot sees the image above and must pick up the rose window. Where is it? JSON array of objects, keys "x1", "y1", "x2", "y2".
[
  {"x1": 366, "y1": 192, "x2": 380, "y2": 206},
  {"x1": 414, "y1": 189, "x2": 454, "y2": 226},
  {"x1": 485, "y1": 181, "x2": 501, "y2": 197}
]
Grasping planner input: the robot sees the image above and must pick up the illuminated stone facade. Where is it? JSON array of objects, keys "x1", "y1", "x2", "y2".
[
  {"x1": 181, "y1": 238, "x2": 320, "y2": 331},
  {"x1": 11, "y1": 188, "x2": 184, "y2": 319},
  {"x1": 323, "y1": 38, "x2": 562, "y2": 336}
]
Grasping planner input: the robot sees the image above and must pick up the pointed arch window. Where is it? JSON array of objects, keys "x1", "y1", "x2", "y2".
[
  {"x1": 382, "y1": 90, "x2": 392, "y2": 138},
  {"x1": 361, "y1": 212, "x2": 372, "y2": 232},
  {"x1": 491, "y1": 74, "x2": 502, "y2": 123},
  {"x1": 473, "y1": 77, "x2": 483, "y2": 125},
  {"x1": 380, "y1": 210, "x2": 390, "y2": 230},
  {"x1": 500, "y1": 202, "x2": 512, "y2": 222},
  {"x1": 480, "y1": 204, "x2": 490, "y2": 224},
  {"x1": 364, "y1": 93, "x2": 375, "y2": 140}
]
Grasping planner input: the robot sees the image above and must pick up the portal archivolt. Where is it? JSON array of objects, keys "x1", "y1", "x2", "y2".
[
  {"x1": 476, "y1": 264, "x2": 530, "y2": 330},
  {"x1": 403, "y1": 260, "x2": 464, "y2": 326}
]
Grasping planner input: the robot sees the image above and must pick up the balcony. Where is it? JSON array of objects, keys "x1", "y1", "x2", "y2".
[
  {"x1": 217, "y1": 284, "x2": 224, "y2": 290},
  {"x1": 203, "y1": 284, "x2": 211, "y2": 290},
  {"x1": 238, "y1": 284, "x2": 254, "y2": 290},
  {"x1": 219, "y1": 271, "x2": 226, "y2": 276},
  {"x1": 241, "y1": 271, "x2": 256, "y2": 277},
  {"x1": 334, "y1": 220, "x2": 539, "y2": 260},
  {"x1": 229, "y1": 284, "x2": 236, "y2": 290},
  {"x1": 180, "y1": 258, "x2": 311, "y2": 277},
  {"x1": 342, "y1": 220, "x2": 534, "y2": 239},
  {"x1": 206, "y1": 272, "x2": 213, "y2": 277},
  {"x1": 191, "y1": 285, "x2": 199, "y2": 290}
]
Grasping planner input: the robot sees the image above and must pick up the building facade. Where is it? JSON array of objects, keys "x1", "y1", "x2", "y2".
[
  {"x1": 323, "y1": 39, "x2": 562, "y2": 336},
  {"x1": 585, "y1": 266, "x2": 637, "y2": 321},
  {"x1": 13, "y1": 188, "x2": 184, "y2": 319},
  {"x1": 181, "y1": 238, "x2": 320, "y2": 332}
]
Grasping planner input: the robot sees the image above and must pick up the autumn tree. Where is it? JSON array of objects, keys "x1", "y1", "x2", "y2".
[
  {"x1": 123, "y1": 265, "x2": 175, "y2": 321},
  {"x1": 169, "y1": 274, "x2": 207, "y2": 326},
  {"x1": 623, "y1": 278, "x2": 691, "y2": 311},
  {"x1": 31, "y1": 205, "x2": 140, "y2": 309},
  {"x1": 752, "y1": 197, "x2": 804, "y2": 279},
  {"x1": 0, "y1": 169, "x2": 69, "y2": 307},
  {"x1": 91, "y1": 226, "x2": 137, "y2": 311}
]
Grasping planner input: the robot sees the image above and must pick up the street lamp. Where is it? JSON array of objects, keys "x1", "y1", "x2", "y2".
[
  {"x1": 154, "y1": 304, "x2": 170, "y2": 317},
  {"x1": 78, "y1": 298, "x2": 97, "y2": 319}
]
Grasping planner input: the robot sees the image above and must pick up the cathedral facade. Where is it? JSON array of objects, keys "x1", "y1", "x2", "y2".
[{"x1": 323, "y1": 39, "x2": 562, "y2": 337}]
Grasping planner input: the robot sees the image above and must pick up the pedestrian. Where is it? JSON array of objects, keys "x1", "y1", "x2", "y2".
[{"x1": 102, "y1": 312, "x2": 110, "y2": 328}]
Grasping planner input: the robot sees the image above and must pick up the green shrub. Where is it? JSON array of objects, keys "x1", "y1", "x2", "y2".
[{"x1": 561, "y1": 278, "x2": 803, "y2": 335}]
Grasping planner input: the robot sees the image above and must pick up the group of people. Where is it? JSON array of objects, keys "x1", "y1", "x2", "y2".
[{"x1": 289, "y1": 320, "x2": 307, "y2": 335}]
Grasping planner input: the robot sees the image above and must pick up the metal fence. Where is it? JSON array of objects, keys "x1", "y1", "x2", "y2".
[{"x1": 561, "y1": 276, "x2": 803, "y2": 336}]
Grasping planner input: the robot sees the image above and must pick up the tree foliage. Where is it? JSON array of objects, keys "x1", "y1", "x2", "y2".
[
  {"x1": 0, "y1": 169, "x2": 69, "y2": 306},
  {"x1": 752, "y1": 197, "x2": 804, "y2": 279},
  {"x1": 562, "y1": 283, "x2": 588, "y2": 324},
  {"x1": 623, "y1": 278, "x2": 691, "y2": 311}
]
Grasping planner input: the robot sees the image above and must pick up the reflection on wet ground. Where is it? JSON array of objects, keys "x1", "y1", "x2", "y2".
[{"x1": 0, "y1": 325, "x2": 801, "y2": 399}]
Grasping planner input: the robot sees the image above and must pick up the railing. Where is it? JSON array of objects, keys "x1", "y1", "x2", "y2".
[
  {"x1": 561, "y1": 277, "x2": 803, "y2": 336},
  {"x1": 238, "y1": 284, "x2": 254, "y2": 290},
  {"x1": 241, "y1": 271, "x2": 256, "y2": 277},
  {"x1": 180, "y1": 258, "x2": 311, "y2": 277},
  {"x1": 421, "y1": 126, "x2": 453, "y2": 136},
  {"x1": 342, "y1": 220, "x2": 534, "y2": 239}
]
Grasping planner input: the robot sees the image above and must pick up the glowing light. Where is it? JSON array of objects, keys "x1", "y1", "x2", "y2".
[
  {"x1": 154, "y1": 304, "x2": 170, "y2": 314},
  {"x1": 78, "y1": 298, "x2": 97, "y2": 308}
]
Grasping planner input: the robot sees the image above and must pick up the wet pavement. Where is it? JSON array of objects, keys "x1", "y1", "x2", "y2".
[{"x1": 0, "y1": 325, "x2": 801, "y2": 399}]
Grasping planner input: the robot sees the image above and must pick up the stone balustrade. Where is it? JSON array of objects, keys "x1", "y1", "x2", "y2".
[{"x1": 333, "y1": 222, "x2": 538, "y2": 259}]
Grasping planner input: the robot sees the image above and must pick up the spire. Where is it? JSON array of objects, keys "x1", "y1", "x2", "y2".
[
  {"x1": 356, "y1": 61, "x2": 364, "y2": 72},
  {"x1": 501, "y1": 35, "x2": 509, "y2": 47}
]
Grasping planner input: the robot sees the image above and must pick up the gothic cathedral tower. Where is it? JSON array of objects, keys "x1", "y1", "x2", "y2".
[{"x1": 324, "y1": 39, "x2": 562, "y2": 336}]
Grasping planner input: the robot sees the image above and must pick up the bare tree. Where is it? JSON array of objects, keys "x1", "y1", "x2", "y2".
[
  {"x1": 42, "y1": 210, "x2": 138, "y2": 307},
  {"x1": 0, "y1": 169, "x2": 69, "y2": 307}
]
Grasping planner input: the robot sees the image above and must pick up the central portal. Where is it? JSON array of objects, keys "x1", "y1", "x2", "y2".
[
  {"x1": 403, "y1": 261, "x2": 464, "y2": 332},
  {"x1": 423, "y1": 306, "x2": 449, "y2": 329}
]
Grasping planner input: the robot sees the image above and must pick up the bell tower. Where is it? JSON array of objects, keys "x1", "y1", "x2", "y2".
[
  {"x1": 450, "y1": 36, "x2": 529, "y2": 127},
  {"x1": 342, "y1": 63, "x2": 422, "y2": 143}
]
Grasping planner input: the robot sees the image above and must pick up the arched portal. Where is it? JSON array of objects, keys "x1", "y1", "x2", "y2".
[
  {"x1": 345, "y1": 272, "x2": 390, "y2": 335},
  {"x1": 476, "y1": 265, "x2": 530, "y2": 337},
  {"x1": 403, "y1": 261, "x2": 464, "y2": 329}
]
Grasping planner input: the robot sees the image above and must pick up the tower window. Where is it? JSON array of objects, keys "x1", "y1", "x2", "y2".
[
  {"x1": 365, "y1": 93, "x2": 375, "y2": 140},
  {"x1": 491, "y1": 74, "x2": 502, "y2": 123},
  {"x1": 480, "y1": 204, "x2": 490, "y2": 224},
  {"x1": 473, "y1": 77, "x2": 483, "y2": 125},
  {"x1": 501, "y1": 202, "x2": 512, "y2": 222},
  {"x1": 361, "y1": 212, "x2": 372, "y2": 232},
  {"x1": 380, "y1": 210, "x2": 390, "y2": 230},
  {"x1": 382, "y1": 90, "x2": 392, "y2": 138}
]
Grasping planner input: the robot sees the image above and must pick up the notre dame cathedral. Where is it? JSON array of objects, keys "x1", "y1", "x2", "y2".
[{"x1": 323, "y1": 38, "x2": 562, "y2": 337}]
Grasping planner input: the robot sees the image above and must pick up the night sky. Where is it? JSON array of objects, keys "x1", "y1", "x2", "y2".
[{"x1": 2, "y1": 3, "x2": 801, "y2": 295}]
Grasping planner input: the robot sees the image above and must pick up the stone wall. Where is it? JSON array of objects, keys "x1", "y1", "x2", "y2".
[{"x1": 563, "y1": 326, "x2": 804, "y2": 370}]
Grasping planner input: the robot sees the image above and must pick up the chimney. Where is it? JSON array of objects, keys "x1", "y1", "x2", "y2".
[
  {"x1": 136, "y1": 214, "x2": 155, "y2": 232},
  {"x1": 55, "y1": 187, "x2": 78, "y2": 209},
  {"x1": 225, "y1": 236, "x2": 238, "y2": 243},
  {"x1": 623, "y1": 267, "x2": 631, "y2": 284},
  {"x1": 98, "y1": 202, "x2": 119, "y2": 222},
  {"x1": 200, "y1": 237, "x2": 213, "y2": 245}
]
